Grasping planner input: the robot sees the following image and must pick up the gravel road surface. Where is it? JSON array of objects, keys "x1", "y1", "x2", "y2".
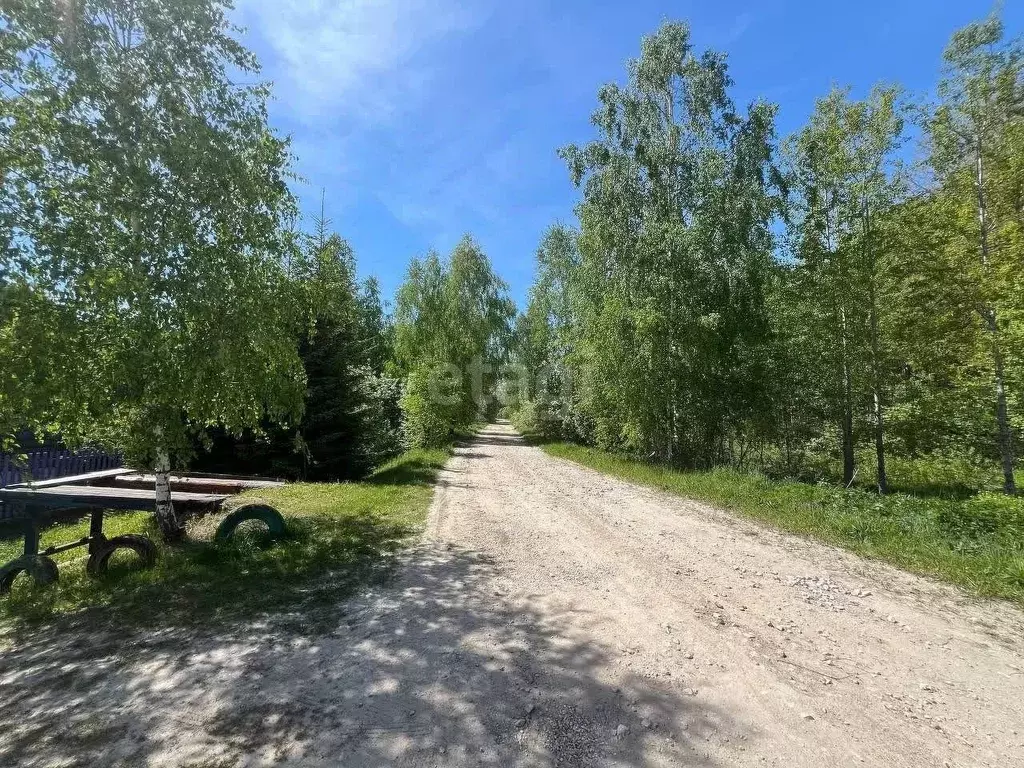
[{"x1": 2, "y1": 421, "x2": 1023, "y2": 767}]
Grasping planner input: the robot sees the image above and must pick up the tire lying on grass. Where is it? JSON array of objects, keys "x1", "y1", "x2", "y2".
[
  {"x1": 214, "y1": 502, "x2": 287, "y2": 543},
  {"x1": 86, "y1": 534, "x2": 159, "y2": 577},
  {"x1": 0, "y1": 555, "x2": 60, "y2": 593}
]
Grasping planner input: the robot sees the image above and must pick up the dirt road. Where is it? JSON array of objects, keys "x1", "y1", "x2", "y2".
[{"x1": 3, "y1": 422, "x2": 1024, "y2": 767}]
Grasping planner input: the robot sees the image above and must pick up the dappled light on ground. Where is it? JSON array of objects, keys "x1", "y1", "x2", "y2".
[{"x1": 0, "y1": 544, "x2": 727, "y2": 767}]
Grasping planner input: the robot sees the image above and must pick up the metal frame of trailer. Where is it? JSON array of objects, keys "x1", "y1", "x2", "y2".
[{"x1": 0, "y1": 469, "x2": 288, "y2": 593}]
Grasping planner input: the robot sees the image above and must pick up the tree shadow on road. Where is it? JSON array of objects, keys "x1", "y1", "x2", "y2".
[
  {"x1": 0, "y1": 545, "x2": 743, "y2": 767},
  {"x1": 465, "y1": 434, "x2": 529, "y2": 448}
]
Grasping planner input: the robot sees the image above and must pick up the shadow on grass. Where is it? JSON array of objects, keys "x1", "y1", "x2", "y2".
[
  {"x1": 783, "y1": 468, "x2": 981, "y2": 501},
  {"x1": 366, "y1": 454, "x2": 445, "y2": 487},
  {"x1": 1, "y1": 512, "x2": 415, "y2": 636},
  {"x1": 884, "y1": 481, "x2": 978, "y2": 502},
  {"x1": 507, "y1": 426, "x2": 557, "y2": 448}
]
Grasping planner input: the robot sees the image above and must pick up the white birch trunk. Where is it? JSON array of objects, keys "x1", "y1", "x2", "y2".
[
  {"x1": 975, "y1": 144, "x2": 1017, "y2": 495},
  {"x1": 154, "y1": 447, "x2": 182, "y2": 542}
]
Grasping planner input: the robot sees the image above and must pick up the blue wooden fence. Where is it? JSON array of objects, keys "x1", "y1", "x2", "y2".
[{"x1": 0, "y1": 447, "x2": 122, "y2": 488}]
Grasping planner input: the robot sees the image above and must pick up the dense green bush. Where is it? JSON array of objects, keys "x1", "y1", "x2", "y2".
[
  {"x1": 510, "y1": 396, "x2": 568, "y2": 441},
  {"x1": 393, "y1": 237, "x2": 514, "y2": 447},
  {"x1": 400, "y1": 366, "x2": 463, "y2": 448}
]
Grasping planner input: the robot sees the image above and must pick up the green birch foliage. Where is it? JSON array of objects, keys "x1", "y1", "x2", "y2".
[
  {"x1": 559, "y1": 21, "x2": 782, "y2": 466},
  {"x1": 515, "y1": 224, "x2": 579, "y2": 391},
  {"x1": 394, "y1": 235, "x2": 514, "y2": 446},
  {"x1": 510, "y1": 223, "x2": 582, "y2": 438},
  {"x1": 925, "y1": 12, "x2": 1023, "y2": 492},
  {"x1": 515, "y1": 13, "x2": 1023, "y2": 496},
  {"x1": 783, "y1": 85, "x2": 908, "y2": 489},
  {"x1": 0, "y1": 0, "x2": 307, "y2": 463}
]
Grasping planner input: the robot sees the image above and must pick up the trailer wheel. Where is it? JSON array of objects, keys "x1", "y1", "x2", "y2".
[
  {"x1": 215, "y1": 503, "x2": 287, "y2": 542},
  {"x1": 0, "y1": 555, "x2": 59, "y2": 594},
  {"x1": 86, "y1": 534, "x2": 158, "y2": 577}
]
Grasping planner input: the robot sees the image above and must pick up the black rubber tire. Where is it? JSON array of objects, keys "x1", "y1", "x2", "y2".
[
  {"x1": 0, "y1": 555, "x2": 59, "y2": 594},
  {"x1": 86, "y1": 534, "x2": 159, "y2": 577},
  {"x1": 34, "y1": 556, "x2": 59, "y2": 586},
  {"x1": 214, "y1": 503, "x2": 287, "y2": 542}
]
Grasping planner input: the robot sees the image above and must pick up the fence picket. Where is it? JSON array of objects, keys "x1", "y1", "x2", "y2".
[{"x1": 0, "y1": 443, "x2": 122, "y2": 488}]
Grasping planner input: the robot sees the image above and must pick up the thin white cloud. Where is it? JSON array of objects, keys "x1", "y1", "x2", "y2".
[
  {"x1": 229, "y1": 0, "x2": 566, "y2": 280},
  {"x1": 235, "y1": 0, "x2": 486, "y2": 125},
  {"x1": 726, "y1": 11, "x2": 753, "y2": 44}
]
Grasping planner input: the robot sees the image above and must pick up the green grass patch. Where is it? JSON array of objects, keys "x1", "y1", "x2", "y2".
[
  {"x1": 542, "y1": 442, "x2": 1024, "y2": 604},
  {"x1": 0, "y1": 447, "x2": 449, "y2": 631},
  {"x1": 807, "y1": 449, "x2": 1023, "y2": 498}
]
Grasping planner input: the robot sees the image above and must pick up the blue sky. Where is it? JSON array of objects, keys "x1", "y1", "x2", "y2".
[{"x1": 230, "y1": 0, "x2": 1022, "y2": 309}]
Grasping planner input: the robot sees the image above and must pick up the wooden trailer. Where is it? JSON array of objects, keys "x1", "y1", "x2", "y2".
[{"x1": 0, "y1": 469, "x2": 287, "y2": 593}]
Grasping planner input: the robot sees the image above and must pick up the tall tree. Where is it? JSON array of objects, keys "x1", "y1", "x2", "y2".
[
  {"x1": 559, "y1": 20, "x2": 782, "y2": 466},
  {"x1": 510, "y1": 224, "x2": 581, "y2": 437},
  {"x1": 394, "y1": 236, "x2": 514, "y2": 446},
  {"x1": 1, "y1": 0, "x2": 308, "y2": 538},
  {"x1": 785, "y1": 85, "x2": 907, "y2": 491},
  {"x1": 928, "y1": 12, "x2": 1023, "y2": 494},
  {"x1": 293, "y1": 218, "x2": 401, "y2": 479}
]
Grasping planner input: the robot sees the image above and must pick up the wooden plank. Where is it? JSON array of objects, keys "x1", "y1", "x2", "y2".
[
  {"x1": 185, "y1": 476, "x2": 285, "y2": 488},
  {"x1": 114, "y1": 474, "x2": 284, "y2": 492},
  {"x1": 178, "y1": 471, "x2": 285, "y2": 484},
  {"x1": 0, "y1": 485, "x2": 228, "y2": 504},
  {"x1": 6, "y1": 468, "x2": 136, "y2": 490}
]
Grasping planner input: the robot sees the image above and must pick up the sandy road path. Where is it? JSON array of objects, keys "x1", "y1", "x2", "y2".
[
  {"x1": 420, "y1": 422, "x2": 1024, "y2": 767},
  {"x1": 2, "y1": 422, "x2": 1024, "y2": 767}
]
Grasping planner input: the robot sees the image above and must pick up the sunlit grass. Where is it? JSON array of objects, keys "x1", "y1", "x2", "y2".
[
  {"x1": 811, "y1": 449, "x2": 1023, "y2": 498},
  {"x1": 0, "y1": 447, "x2": 449, "y2": 631},
  {"x1": 542, "y1": 442, "x2": 1024, "y2": 604}
]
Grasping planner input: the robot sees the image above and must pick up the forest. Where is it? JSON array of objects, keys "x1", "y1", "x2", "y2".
[
  {"x1": 1, "y1": 4, "x2": 1022, "y2": 518},
  {"x1": 510, "y1": 14, "x2": 1024, "y2": 504}
]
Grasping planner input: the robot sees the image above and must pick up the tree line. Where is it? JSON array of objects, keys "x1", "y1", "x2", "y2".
[
  {"x1": 2, "y1": 0, "x2": 1019, "y2": 555},
  {"x1": 511, "y1": 13, "x2": 1024, "y2": 496}
]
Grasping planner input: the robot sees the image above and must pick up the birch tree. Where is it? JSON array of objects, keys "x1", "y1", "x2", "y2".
[
  {"x1": 559, "y1": 21, "x2": 781, "y2": 466},
  {"x1": 1, "y1": 0, "x2": 308, "y2": 538},
  {"x1": 786, "y1": 86, "x2": 907, "y2": 491},
  {"x1": 928, "y1": 13, "x2": 1023, "y2": 494},
  {"x1": 510, "y1": 224, "x2": 581, "y2": 437},
  {"x1": 394, "y1": 236, "x2": 514, "y2": 446}
]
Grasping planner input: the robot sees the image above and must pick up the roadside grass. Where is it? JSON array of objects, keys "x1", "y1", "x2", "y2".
[
  {"x1": 541, "y1": 442, "x2": 1024, "y2": 604},
  {"x1": 805, "y1": 449, "x2": 1022, "y2": 499},
  {"x1": 0, "y1": 447, "x2": 449, "y2": 631}
]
